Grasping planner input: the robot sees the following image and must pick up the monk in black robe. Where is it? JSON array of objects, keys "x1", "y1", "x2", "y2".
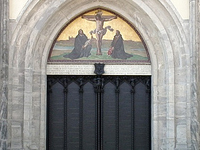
[
  {"x1": 64, "y1": 29, "x2": 92, "y2": 59},
  {"x1": 110, "y1": 30, "x2": 133, "y2": 59}
]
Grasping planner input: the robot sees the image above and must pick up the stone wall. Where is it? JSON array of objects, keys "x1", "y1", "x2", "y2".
[
  {"x1": 5, "y1": 0, "x2": 199, "y2": 149},
  {"x1": 197, "y1": 0, "x2": 200, "y2": 148},
  {"x1": 190, "y1": 0, "x2": 200, "y2": 149},
  {"x1": 0, "y1": 0, "x2": 8, "y2": 150}
]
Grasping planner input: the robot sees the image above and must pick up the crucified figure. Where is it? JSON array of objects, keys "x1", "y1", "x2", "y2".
[{"x1": 82, "y1": 11, "x2": 117, "y2": 55}]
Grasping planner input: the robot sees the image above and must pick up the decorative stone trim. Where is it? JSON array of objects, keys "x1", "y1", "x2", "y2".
[
  {"x1": 190, "y1": 0, "x2": 200, "y2": 149},
  {"x1": 47, "y1": 64, "x2": 151, "y2": 75},
  {"x1": 0, "y1": 0, "x2": 8, "y2": 149}
]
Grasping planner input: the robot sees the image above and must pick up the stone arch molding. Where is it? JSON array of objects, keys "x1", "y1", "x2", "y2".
[{"x1": 9, "y1": 0, "x2": 190, "y2": 149}]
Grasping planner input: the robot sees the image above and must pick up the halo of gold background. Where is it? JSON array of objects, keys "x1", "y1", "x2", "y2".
[{"x1": 57, "y1": 10, "x2": 141, "y2": 42}]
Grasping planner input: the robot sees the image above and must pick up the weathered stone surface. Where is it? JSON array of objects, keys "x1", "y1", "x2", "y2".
[
  {"x1": 190, "y1": 0, "x2": 200, "y2": 149},
  {"x1": 11, "y1": 124, "x2": 22, "y2": 149},
  {"x1": 3, "y1": 0, "x2": 199, "y2": 149},
  {"x1": 47, "y1": 64, "x2": 151, "y2": 75},
  {"x1": 0, "y1": 0, "x2": 8, "y2": 149}
]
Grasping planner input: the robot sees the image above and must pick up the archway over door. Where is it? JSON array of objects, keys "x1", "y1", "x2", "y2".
[
  {"x1": 9, "y1": 0, "x2": 190, "y2": 149},
  {"x1": 46, "y1": 7, "x2": 152, "y2": 149},
  {"x1": 46, "y1": 8, "x2": 152, "y2": 149}
]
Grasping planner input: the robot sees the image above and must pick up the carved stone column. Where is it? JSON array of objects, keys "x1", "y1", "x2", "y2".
[
  {"x1": 197, "y1": 0, "x2": 200, "y2": 148},
  {"x1": 190, "y1": 0, "x2": 200, "y2": 149},
  {"x1": 0, "y1": 0, "x2": 8, "y2": 149}
]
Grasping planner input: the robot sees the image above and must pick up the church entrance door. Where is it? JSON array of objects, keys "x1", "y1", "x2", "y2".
[{"x1": 47, "y1": 75, "x2": 151, "y2": 150}]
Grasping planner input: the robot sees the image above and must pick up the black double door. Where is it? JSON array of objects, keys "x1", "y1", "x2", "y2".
[{"x1": 47, "y1": 75, "x2": 151, "y2": 150}]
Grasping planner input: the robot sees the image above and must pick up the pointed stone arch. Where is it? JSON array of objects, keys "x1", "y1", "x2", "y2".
[{"x1": 9, "y1": 0, "x2": 191, "y2": 149}]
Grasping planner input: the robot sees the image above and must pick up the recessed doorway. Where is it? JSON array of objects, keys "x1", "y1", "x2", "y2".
[{"x1": 47, "y1": 75, "x2": 151, "y2": 150}]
